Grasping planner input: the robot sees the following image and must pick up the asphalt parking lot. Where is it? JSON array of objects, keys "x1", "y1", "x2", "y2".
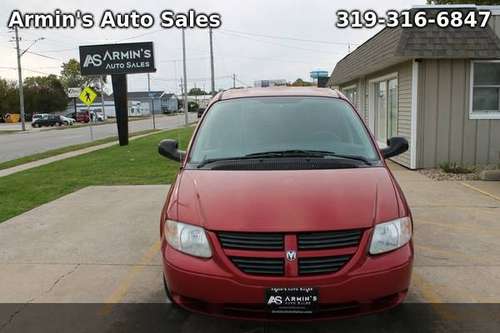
[{"x1": 0, "y1": 165, "x2": 499, "y2": 332}]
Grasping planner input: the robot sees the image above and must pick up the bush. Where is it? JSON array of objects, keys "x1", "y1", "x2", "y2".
[{"x1": 439, "y1": 161, "x2": 475, "y2": 174}]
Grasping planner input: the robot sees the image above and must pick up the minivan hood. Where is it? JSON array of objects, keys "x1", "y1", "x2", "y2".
[{"x1": 174, "y1": 168, "x2": 399, "y2": 232}]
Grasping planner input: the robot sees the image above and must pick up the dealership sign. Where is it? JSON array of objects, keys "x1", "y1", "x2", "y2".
[{"x1": 79, "y1": 42, "x2": 156, "y2": 75}]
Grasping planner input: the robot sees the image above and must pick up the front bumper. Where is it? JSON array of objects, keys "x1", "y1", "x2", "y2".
[{"x1": 161, "y1": 234, "x2": 413, "y2": 320}]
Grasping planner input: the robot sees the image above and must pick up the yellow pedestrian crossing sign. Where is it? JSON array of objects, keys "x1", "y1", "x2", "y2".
[{"x1": 79, "y1": 86, "x2": 97, "y2": 106}]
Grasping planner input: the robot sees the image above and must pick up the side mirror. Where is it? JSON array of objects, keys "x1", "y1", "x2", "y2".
[
  {"x1": 381, "y1": 137, "x2": 409, "y2": 159},
  {"x1": 158, "y1": 139, "x2": 186, "y2": 162}
]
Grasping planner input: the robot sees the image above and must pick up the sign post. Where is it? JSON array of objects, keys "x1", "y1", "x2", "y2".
[
  {"x1": 79, "y1": 86, "x2": 97, "y2": 141},
  {"x1": 79, "y1": 42, "x2": 156, "y2": 146}
]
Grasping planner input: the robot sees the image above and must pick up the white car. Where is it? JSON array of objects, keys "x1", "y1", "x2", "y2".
[
  {"x1": 60, "y1": 116, "x2": 75, "y2": 125},
  {"x1": 95, "y1": 112, "x2": 104, "y2": 121}
]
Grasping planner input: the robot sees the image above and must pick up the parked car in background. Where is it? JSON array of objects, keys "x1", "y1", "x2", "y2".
[
  {"x1": 76, "y1": 111, "x2": 90, "y2": 123},
  {"x1": 94, "y1": 111, "x2": 104, "y2": 122},
  {"x1": 32, "y1": 113, "x2": 48, "y2": 122},
  {"x1": 60, "y1": 115, "x2": 75, "y2": 126},
  {"x1": 32, "y1": 114, "x2": 64, "y2": 128},
  {"x1": 158, "y1": 87, "x2": 412, "y2": 320}
]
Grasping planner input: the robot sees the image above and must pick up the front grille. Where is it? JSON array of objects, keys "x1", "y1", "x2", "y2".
[
  {"x1": 218, "y1": 230, "x2": 362, "y2": 277},
  {"x1": 299, "y1": 255, "x2": 351, "y2": 275},
  {"x1": 230, "y1": 257, "x2": 284, "y2": 276},
  {"x1": 298, "y1": 230, "x2": 362, "y2": 250},
  {"x1": 218, "y1": 232, "x2": 284, "y2": 250}
]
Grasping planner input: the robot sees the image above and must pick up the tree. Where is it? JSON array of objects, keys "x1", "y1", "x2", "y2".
[
  {"x1": 60, "y1": 58, "x2": 106, "y2": 91},
  {"x1": 0, "y1": 78, "x2": 19, "y2": 117},
  {"x1": 427, "y1": 0, "x2": 500, "y2": 4},
  {"x1": 23, "y1": 75, "x2": 68, "y2": 114},
  {"x1": 60, "y1": 59, "x2": 88, "y2": 89},
  {"x1": 290, "y1": 78, "x2": 314, "y2": 87},
  {"x1": 188, "y1": 87, "x2": 208, "y2": 96}
]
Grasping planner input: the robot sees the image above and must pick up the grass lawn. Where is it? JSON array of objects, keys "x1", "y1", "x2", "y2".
[
  {"x1": 0, "y1": 126, "x2": 194, "y2": 223},
  {"x1": 0, "y1": 129, "x2": 159, "y2": 171}
]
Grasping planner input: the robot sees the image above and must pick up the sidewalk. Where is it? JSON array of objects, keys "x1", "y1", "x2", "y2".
[{"x1": 0, "y1": 131, "x2": 161, "y2": 178}]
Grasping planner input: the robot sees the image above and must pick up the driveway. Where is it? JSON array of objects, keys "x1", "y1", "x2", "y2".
[
  {"x1": 0, "y1": 168, "x2": 499, "y2": 332},
  {"x1": 0, "y1": 113, "x2": 197, "y2": 163}
]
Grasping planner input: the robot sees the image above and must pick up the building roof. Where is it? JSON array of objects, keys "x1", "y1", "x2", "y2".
[
  {"x1": 329, "y1": 7, "x2": 500, "y2": 85},
  {"x1": 218, "y1": 87, "x2": 341, "y2": 100}
]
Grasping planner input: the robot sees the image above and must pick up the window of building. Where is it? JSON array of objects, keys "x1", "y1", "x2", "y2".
[
  {"x1": 471, "y1": 61, "x2": 500, "y2": 119},
  {"x1": 372, "y1": 77, "x2": 398, "y2": 144},
  {"x1": 342, "y1": 85, "x2": 358, "y2": 108}
]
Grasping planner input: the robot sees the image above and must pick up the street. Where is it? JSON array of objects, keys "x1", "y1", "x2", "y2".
[
  {"x1": 0, "y1": 113, "x2": 197, "y2": 163},
  {"x1": 0, "y1": 165, "x2": 499, "y2": 331}
]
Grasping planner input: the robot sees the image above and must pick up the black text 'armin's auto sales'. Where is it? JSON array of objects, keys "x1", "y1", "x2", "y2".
[{"x1": 79, "y1": 42, "x2": 156, "y2": 76}]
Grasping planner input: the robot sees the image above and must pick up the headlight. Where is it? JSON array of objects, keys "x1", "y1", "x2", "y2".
[
  {"x1": 369, "y1": 217, "x2": 412, "y2": 255},
  {"x1": 164, "y1": 220, "x2": 212, "y2": 258}
]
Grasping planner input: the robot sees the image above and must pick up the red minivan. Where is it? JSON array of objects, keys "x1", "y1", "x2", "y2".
[{"x1": 158, "y1": 87, "x2": 413, "y2": 320}]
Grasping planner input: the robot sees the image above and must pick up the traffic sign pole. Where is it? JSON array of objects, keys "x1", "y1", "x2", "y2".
[
  {"x1": 147, "y1": 73, "x2": 156, "y2": 130},
  {"x1": 88, "y1": 105, "x2": 94, "y2": 141}
]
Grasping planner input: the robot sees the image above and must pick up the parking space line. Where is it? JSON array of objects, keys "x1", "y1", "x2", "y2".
[
  {"x1": 99, "y1": 239, "x2": 161, "y2": 316},
  {"x1": 411, "y1": 271, "x2": 457, "y2": 320},
  {"x1": 461, "y1": 182, "x2": 500, "y2": 203}
]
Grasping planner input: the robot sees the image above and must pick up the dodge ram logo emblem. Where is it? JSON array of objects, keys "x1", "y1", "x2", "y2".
[{"x1": 286, "y1": 250, "x2": 297, "y2": 262}]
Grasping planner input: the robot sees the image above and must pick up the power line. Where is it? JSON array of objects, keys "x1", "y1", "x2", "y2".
[
  {"x1": 151, "y1": 75, "x2": 232, "y2": 83},
  {"x1": 160, "y1": 56, "x2": 209, "y2": 63},
  {"x1": 220, "y1": 28, "x2": 359, "y2": 46},
  {"x1": 218, "y1": 31, "x2": 343, "y2": 55},
  {"x1": 24, "y1": 51, "x2": 63, "y2": 61},
  {"x1": 37, "y1": 47, "x2": 77, "y2": 53},
  {"x1": 0, "y1": 66, "x2": 57, "y2": 76},
  {"x1": 117, "y1": 29, "x2": 163, "y2": 42}
]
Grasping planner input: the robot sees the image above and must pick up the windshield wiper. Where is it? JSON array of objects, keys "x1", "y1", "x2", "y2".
[
  {"x1": 196, "y1": 156, "x2": 250, "y2": 168},
  {"x1": 196, "y1": 150, "x2": 373, "y2": 168},
  {"x1": 246, "y1": 149, "x2": 373, "y2": 165},
  {"x1": 245, "y1": 149, "x2": 330, "y2": 158}
]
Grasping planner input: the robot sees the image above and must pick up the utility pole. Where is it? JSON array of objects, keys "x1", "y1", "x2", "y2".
[
  {"x1": 209, "y1": 27, "x2": 215, "y2": 96},
  {"x1": 147, "y1": 73, "x2": 156, "y2": 129},
  {"x1": 232, "y1": 74, "x2": 236, "y2": 89},
  {"x1": 12, "y1": 28, "x2": 44, "y2": 131},
  {"x1": 14, "y1": 27, "x2": 26, "y2": 131},
  {"x1": 182, "y1": 29, "x2": 188, "y2": 126}
]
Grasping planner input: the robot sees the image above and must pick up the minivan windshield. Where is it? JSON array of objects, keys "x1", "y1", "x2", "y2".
[{"x1": 189, "y1": 97, "x2": 380, "y2": 166}]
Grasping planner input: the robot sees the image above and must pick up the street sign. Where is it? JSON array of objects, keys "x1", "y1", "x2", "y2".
[
  {"x1": 79, "y1": 42, "x2": 156, "y2": 76},
  {"x1": 102, "y1": 84, "x2": 113, "y2": 96},
  {"x1": 79, "y1": 86, "x2": 97, "y2": 106},
  {"x1": 67, "y1": 87, "x2": 82, "y2": 98}
]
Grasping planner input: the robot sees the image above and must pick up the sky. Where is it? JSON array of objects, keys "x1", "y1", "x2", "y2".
[{"x1": 0, "y1": 0, "x2": 424, "y2": 94}]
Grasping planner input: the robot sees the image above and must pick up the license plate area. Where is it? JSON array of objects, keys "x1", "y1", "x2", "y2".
[{"x1": 265, "y1": 287, "x2": 319, "y2": 314}]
